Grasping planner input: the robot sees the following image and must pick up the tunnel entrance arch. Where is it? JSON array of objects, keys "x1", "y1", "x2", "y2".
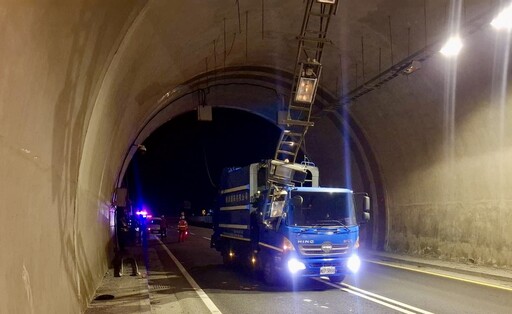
[{"x1": 114, "y1": 67, "x2": 386, "y2": 249}]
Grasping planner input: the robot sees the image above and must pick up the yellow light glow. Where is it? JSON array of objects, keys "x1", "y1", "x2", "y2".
[{"x1": 295, "y1": 77, "x2": 317, "y2": 103}]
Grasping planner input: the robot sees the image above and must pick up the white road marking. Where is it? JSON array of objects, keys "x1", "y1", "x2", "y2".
[
  {"x1": 314, "y1": 278, "x2": 434, "y2": 314},
  {"x1": 203, "y1": 237, "x2": 211, "y2": 241},
  {"x1": 190, "y1": 232, "x2": 195, "y2": 235},
  {"x1": 156, "y1": 237, "x2": 222, "y2": 314},
  {"x1": 366, "y1": 259, "x2": 512, "y2": 292}
]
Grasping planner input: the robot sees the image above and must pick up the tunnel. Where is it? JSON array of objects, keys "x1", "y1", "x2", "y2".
[{"x1": 1, "y1": 0, "x2": 511, "y2": 312}]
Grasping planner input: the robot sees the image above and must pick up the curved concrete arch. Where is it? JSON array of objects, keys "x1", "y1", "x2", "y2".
[{"x1": 107, "y1": 67, "x2": 384, "y2": 250}]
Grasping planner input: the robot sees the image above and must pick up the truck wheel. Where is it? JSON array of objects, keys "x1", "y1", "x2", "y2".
[
  {"x1": 329, "y1": 275, "x2": 345, "y2": 283},
  {"x1": 263, "y1": 258, "x2": 279, "y2": 285}
]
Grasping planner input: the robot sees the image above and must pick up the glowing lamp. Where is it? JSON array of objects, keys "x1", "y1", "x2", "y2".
[
  {"x1": 136, "y1": 210, "x2": 148, "y2": 217},
  {"x1": 295, "y1": 77, "x2": 318, "y2": 103},
  {"x1": 440, "y1": 36, "x2": 463, "y2": 57},
  {"x1": 491, "y1": 4, "x2": 512, "y2": 30},
  {"x1": 347, "y1": 255, "x2": 361, "y2": 273},
  {"x1": 283, "y1": 237, "x2": 296, "y2": 252},
  {"x1": 287, "y1": 258, "x2": 306, "y2": 274}
]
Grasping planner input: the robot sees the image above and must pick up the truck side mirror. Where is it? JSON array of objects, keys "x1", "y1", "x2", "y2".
[
  {"x1": 362, "y1": 211, "x2": 370, "y2": 223},
  {"x1": 363, "y1": 195, "x2": 370, "y2": 211},
  {"x1": 292, "y1": 195, "x2": 303, "y2": 208},
  {"x1": 360, "y1": 195, "x2": 370, "y2": 224}
]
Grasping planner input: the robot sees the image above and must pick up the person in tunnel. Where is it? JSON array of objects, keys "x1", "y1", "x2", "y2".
[
  {"x1": 178, "y1": 215, "x2": 188, "y2": 242},
  {"x1": 160, "y1": 215, "x2": 167, "y2": 238},
  {"x1": 116, "y1": 208, "x2": 130, "y2": 251}
]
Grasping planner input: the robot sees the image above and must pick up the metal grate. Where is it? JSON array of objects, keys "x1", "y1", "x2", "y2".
[
  {"x1": 149, "y1": 285, "x2": 172, "y2": 290},
  {"x1": 299, "y1": 243, "x2": 349, "y2": 256}
]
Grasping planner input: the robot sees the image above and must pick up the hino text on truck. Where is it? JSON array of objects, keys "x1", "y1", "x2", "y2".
[{"x1": 210, "y1": 159, "x2": 370, "y2": 285}]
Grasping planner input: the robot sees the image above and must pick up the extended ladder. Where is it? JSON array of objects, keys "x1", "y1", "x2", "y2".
[{"x1": 274, "y1": 0, "x2": 338, "y2": 163}]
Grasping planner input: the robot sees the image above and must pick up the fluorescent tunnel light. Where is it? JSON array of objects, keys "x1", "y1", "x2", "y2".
[{"x1": 440, "y1": 36, "x2": 463, "y2": 57}]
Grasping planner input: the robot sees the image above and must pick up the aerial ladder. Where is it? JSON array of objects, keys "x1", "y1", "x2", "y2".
[
  {"x1": 266, "y1": 0, "x2": 338, "y2": 206},
  {"x1": 274, "y1": 0, "x2": 338, "y2": 163}
]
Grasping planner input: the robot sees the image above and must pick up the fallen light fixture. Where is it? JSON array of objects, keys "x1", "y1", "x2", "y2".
[{"x1": 294, "y1": 61, "x2": 322, "y2": 104}]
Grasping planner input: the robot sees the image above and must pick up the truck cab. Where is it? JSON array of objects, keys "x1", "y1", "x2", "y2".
[
  {"x1": 257, "y1": 187, "x2": 369, "y2": 284},
  {"x1": 210, "y1": 160, "x2": 370, "y2": 285}
]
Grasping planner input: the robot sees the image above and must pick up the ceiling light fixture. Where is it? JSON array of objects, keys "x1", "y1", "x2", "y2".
[
  {"x1": 491, "y1": 4, "x2": 512, "y2": 30},
  {"x1": 294, "y1": 60, "x2": 322, "y2": 104},
  {"x1": 440, "y1": 36, "x2": 463, "y2": 57}
]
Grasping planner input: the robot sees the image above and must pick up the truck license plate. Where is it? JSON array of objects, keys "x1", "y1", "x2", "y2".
[{"x1": 320, "y1": 266, "x2": 336, "y2": 275}]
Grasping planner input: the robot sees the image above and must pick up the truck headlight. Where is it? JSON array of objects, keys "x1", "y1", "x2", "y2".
[
  {"x1": 287, "y1": 258, "x2": 306, "y2": 274},
  {"x1": 347, "y1": 254, "x2": 361, "y2": 273}
]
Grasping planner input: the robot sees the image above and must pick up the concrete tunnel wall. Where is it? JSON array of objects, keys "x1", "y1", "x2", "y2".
[
  {"x1": 350, "y1": 24, "x2": 512, "y2": 266},
  {"x1": 0, "y1": 1, "x2": 147, "y2": 312},
  {"x1": 1, "y1": 0, "x2": 511, "y2": 313}
]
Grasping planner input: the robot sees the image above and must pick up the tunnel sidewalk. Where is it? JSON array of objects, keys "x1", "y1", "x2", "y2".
[{"x1": 85, "y1": 244, "x2": 151, "y2": 314}]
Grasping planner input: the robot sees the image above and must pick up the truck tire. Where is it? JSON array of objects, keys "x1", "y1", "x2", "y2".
[
  {"x1": 328, "y1": 275, "x2": 345, "y2": 283},
  {"x1": 263, "y1": 258, "x2": 279, "y2": 285}
]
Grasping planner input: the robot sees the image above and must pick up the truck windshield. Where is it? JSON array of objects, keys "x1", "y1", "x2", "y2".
[{"x1": 287, "y1": 191, "x2": 357, "y2": 227}]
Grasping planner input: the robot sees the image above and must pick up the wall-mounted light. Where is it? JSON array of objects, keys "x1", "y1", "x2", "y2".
[
  {"x1": 402, "y1": 60, "x2": 422, "y2": 75},
  {"x1": 440, "y1": 36, "x2": 463, "y2": 57},
  {"x1": 491, "y1": 4, "x2": 512, "y2": 30},
  {"x1": 132, "y1": 144, "x2": 147, "y2": 153}
]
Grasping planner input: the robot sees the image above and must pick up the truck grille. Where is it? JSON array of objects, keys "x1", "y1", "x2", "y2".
[{"x1": 299, "y1": 243, "x2": 349, "y2": 256}]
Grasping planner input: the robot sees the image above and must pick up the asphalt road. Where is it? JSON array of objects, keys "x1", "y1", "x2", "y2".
[{"x1": 148, "y1": 225, "x2": 512, "y2": 314}]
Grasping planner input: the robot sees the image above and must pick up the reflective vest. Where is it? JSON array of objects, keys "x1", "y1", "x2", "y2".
[{"x1": 178, "y1": 220, "x2": 188, "y2": 231}]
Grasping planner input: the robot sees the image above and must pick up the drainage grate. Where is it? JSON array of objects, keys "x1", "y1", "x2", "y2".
[{"x1": 149, "y1": 285, "x2": 171, "y2": 290}]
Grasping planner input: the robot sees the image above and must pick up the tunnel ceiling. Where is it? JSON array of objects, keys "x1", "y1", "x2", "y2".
[
  {"x1": 97, "y1": 0, "x2": 500, "y2": 182},
  {"x1": 104, "y1": 0, "x2": 495, "y2": 107}
]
